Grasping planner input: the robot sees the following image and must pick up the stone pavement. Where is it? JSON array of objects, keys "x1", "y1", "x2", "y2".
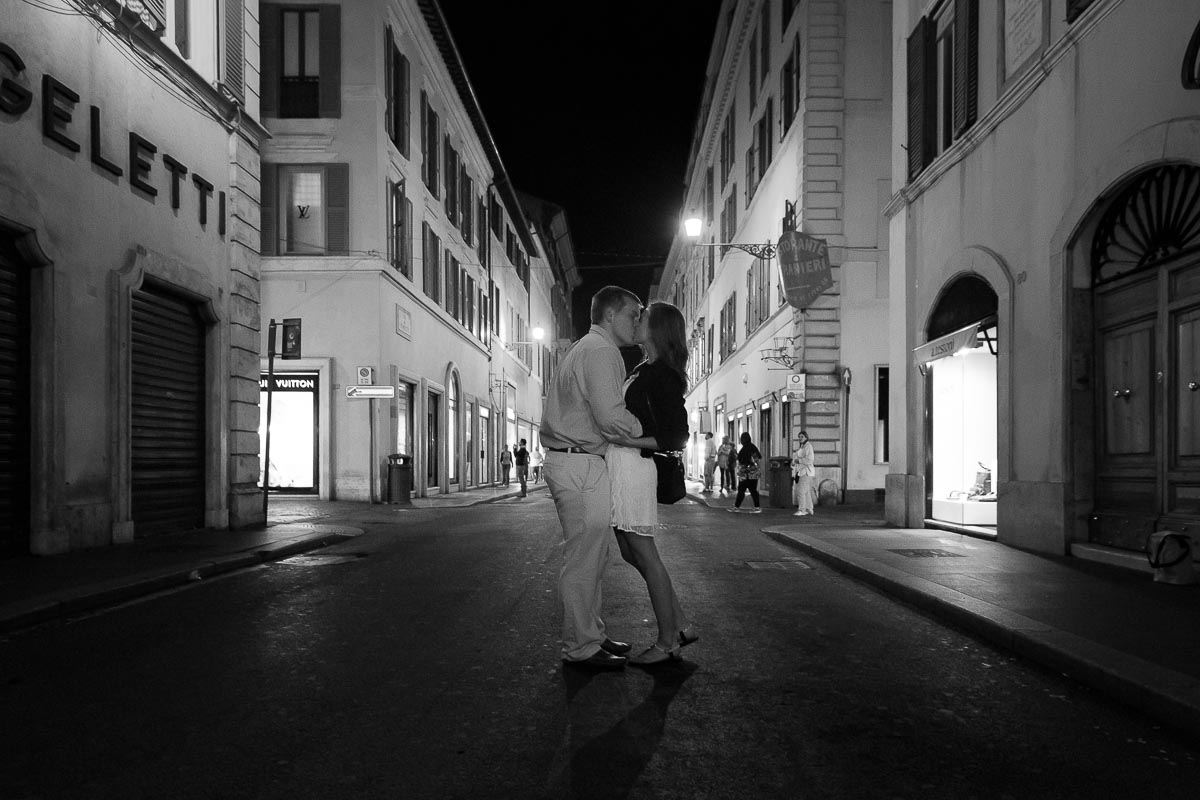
[
  {"x1": 691, "y1": 485, "x2": 1200, "y2": 740},
  {"x1": 2, "y1": 477, "x2": 1199, "y2": 739}
]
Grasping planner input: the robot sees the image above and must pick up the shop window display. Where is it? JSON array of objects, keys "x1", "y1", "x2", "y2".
[{"x1": 929, "y1": 342, "x2": 997, "y2": 527}]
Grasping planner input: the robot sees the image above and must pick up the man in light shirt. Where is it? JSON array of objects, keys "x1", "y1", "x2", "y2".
[{"x1": 541, "y1": 286, "x2": 645, "y2": 670}]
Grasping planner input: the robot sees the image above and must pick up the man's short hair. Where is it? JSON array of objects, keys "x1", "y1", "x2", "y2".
[{"x1": 590, "y1": 285, "x2": 641, "y2": 324}]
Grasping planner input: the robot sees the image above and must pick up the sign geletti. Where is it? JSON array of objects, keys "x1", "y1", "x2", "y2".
[
  {"x1": 777, "y1": 231, "x2": 832, "y2": 311},
  {"x1": 0, "y1": 41, "x2": 227, "y2": 235}
]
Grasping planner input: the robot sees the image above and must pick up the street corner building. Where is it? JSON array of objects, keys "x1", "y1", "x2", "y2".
[
  {"x1": 659, "y1": 0, "x2": 893, "y2": 509},
  {"x1": 886, "y1": 0, "x2": 1200, "y2": 562},
  {"x1": 1, "y1": 1, "x2": 267, "y2": 555},
  {"x1": 256, "y1": 1, "x2": 577, "y2": 503}
]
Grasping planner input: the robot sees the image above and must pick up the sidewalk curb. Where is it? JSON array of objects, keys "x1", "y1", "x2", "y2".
[
  {"x1": 0, "y1": 525, "x2": 361, "y2": 634},
  {"x1": 764, "y1": 527, "x2": 1200, "y2": 739}
]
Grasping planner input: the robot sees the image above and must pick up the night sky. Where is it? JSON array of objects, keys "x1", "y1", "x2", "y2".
[{"x1": 438, "y1": 1, "x2": 725, "y2": 335}]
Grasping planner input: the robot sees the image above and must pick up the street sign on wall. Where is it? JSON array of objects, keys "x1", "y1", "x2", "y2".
[
  {"x1": 777, "y1": 230, "x2": 832, "y2": 310},
  {"x1": 346, "y1": 385, "x2": 395, "y2": 399}
]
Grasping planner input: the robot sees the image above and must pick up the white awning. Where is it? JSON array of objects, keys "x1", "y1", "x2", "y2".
[{"x1": 913, "y1": 322, "x2": 980, "y2": 365}]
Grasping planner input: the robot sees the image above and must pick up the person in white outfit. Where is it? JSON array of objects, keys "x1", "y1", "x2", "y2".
[{"x1": 791, "y1": 431, "x2": 815, "y2": 516}]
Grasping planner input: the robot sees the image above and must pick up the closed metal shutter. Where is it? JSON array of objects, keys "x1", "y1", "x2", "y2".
[
  {"x1": 0, "y1": 242, "x2": 30, "y2": 555},
  {"x1": 131, "y1": 285, "x2": 206, "y2": 536}
]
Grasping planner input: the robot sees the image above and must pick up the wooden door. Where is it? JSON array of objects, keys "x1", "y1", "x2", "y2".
[
  {"x1": 1093, "y1": 276, "x2": 1159, "y2": 548},
  {"x1": 1166, "y1": 262, "x2": 1200, "y2": 526}
]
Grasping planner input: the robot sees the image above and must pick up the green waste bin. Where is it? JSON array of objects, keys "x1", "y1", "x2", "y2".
[
  {"x1": 767, "y1": 456, "x2": 794, "y2": 508},
  {"x1": 387, "y1": 454, "x2": 413, "y2": 504}
]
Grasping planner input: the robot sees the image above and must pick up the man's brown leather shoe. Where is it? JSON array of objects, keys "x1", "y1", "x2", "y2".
[
  {"x1": 563, "y1": 650, "x2": 627, "y2": 670},
  {"x1": 600, "y1": 638, "x2": 632, "y2": 656}
]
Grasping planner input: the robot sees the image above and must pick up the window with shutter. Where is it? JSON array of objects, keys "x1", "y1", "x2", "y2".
[
  {"x1": 760, "y1": 1, "x2": 770, "y2": 82},
  {"x1": 749, "y1": 30, "x2": 759, "y2": 110},
  {"x1": 317, "y1": 4, "x2": 340, "y2": 118},
  {"x1": 422, "y1": 94, "x2": 440, "y2": 197},
  {"x1": 222, "y1": 0, "x2": 244, "y2": 101},
  {"x1": 385, "y1": 27, "x2": 394, "y2": 139},
  {"x1": 422, "y1": 223, "x2": 440, "y2": 302},
  {"x1": 905, "y1": 17, "x2": 936, "y2": 181},
  {"x1": 444, "y1": 141, "x2": 459, "y2": 224},
  {"x1": 461, "y1": 170, "x2": 473, "y2": 244},
  {"x1": 174, "y1": 0, "x2": 190, "y2": 58},
  {"x1": 952, "y1": 0, "x2": 978, "y2": 138},
  {"x1": 392, "y1": 46, "x2": 409, "y2": 156},
  {"x1": 261, "y1": 163, "x2": 277, "y2": 255},
  {"x1": 324, "y1": 163, "x2": 349, "y2": 255}
]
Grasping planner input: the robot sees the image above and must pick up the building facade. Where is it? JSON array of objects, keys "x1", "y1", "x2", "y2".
[
  {"x1": 257, "y1": 0, "x2": 574, "y2": 502},
  {"x1": 659, "y1": 0, "x2": 893, "y2": 504},
  {"x1": 886, "y1": 0, "x2": 1200, "y2": 563},
  {"x1": 1, "y1": 1, "x2": 265, "y2": 554}
]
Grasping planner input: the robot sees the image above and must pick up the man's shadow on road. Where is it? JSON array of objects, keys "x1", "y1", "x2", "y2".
[{"x1": 551, "y1": 658, "x2": 698, "y2": 799}]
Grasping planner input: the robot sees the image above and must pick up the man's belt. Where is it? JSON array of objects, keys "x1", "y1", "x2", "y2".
[{"x1": 546, "y1": 446, "x2": 594, "y2": 455}]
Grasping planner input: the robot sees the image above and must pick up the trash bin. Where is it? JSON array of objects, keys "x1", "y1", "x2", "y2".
[
  {"x1": 767, "y1": 456, "x2": 794, "y2": 508},
  {"x1": 387, "y1": 454, "x2": 413, "y2": 504}
]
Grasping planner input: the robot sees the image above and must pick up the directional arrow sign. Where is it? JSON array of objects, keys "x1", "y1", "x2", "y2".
[{"x1": 346, "y1": 385, "x2": 396, "y2": 399}]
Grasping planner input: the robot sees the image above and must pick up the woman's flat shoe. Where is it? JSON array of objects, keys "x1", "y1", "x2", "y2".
[
  {"x1": 677, "y1": 626, "x2": 700, "y2": 648},
  {"x1": 628, "y1": 643, "x2": 681, "y2": 666}
]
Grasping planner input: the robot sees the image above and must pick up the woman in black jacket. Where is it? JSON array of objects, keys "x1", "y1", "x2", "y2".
[{"x1": 606, "y1": 301, "x2": 699, "y2": 665}]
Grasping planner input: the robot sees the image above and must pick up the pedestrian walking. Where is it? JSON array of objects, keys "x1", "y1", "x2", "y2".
[
  {"x1": 499, "y1": 444, "x2": 512, "y2": 486},
  {"x1": 728, "y1": 431, "x2": 762, "y2": 513},
  {"x1": 515, "y1": 439, "x2": 530, "y2": 497},
  {"x1": 791, "y1": 430, "x2": 815, "y2": 516},
  {"x1": 605, "y1": 301, "x2": 699, "y2": 666},
  {"x1": 540, "y1": 286, "x2": 646, "y2": 670},
  {"x1": 702, "y1": 432, "x2": 717, "y2": 492},
  {"x1": 530, "y1": 445, "x2": 544, "y2": 483},
  {"x1": 717, "y1": 435, "x2": 735, "y2": 494}
]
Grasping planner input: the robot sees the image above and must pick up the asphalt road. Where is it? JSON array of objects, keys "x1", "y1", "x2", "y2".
[{"x1": 2, "y1": 490, "x2": 1198, "y2": 799}]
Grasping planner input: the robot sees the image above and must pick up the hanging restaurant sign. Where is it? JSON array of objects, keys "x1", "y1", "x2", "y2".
[{"x1": 777, "y1": 230, "x2": 832, "y2": 311}]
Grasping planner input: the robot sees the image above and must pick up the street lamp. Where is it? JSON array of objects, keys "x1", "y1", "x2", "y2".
[
  {"x1": 682, "y1": 215, "x2": 777, "y2": 260},
  {"x1": 503, "y1": 326, "x2": 545, "y2": 351}
]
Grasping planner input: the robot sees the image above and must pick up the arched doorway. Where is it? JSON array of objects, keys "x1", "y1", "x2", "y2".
[
  {"x1": 919, "y1": 275, "x2": 1000, "y2": 532},
  {"x1": 1087, "y1": 163, "x2": 1200, "y2": 549}
]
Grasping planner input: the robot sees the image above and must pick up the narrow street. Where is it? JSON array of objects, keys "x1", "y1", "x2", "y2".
[{"x1": 2, "y1": 494, "x2": 1197, "y2": 799}]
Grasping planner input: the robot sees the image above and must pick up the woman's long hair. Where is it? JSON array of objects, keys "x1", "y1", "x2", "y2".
[{"x1": 646, "y1": 301, "x2": 688, "y2": 384}]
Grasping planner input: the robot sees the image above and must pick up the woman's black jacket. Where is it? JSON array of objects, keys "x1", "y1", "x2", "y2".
[{"x1": 623, "y1": 359, "x2": 690, "y2": 458}]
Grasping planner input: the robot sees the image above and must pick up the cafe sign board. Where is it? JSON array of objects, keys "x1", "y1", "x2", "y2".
[{"x1": 777, "y1": 231, "x2": 832, "y2": 311}]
